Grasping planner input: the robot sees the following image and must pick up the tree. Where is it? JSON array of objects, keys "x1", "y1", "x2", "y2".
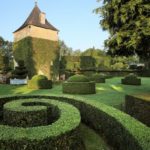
[
  {"x1": 0, "y1": 36, "x2": 13, "y2": 71},
  {"x1": 95, "y1": 0, "x2": 150, "y2": 64}
]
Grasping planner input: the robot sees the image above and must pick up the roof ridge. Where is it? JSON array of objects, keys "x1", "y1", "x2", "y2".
[{"x1": 14, "y1": 5, "x2": 58, "y2": 33}]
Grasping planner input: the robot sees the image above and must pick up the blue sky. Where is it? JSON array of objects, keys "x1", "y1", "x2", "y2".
[{"x1": 0, "y1": 0, "x2": 109, "y2": 51}]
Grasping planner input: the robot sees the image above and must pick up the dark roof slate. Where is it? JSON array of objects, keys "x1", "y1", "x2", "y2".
[{"x1": 14, "y1": 5, "x2": 58, "y2": 33}]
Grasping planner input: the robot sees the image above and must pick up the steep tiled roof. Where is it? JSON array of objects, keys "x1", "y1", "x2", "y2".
[{"x1": 14, "y1": 5, "x2": 58, "y2": 33}]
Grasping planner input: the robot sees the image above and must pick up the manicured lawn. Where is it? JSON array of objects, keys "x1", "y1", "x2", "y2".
[{"x1": 0, "y1": 77, "x2": 149, "y2": 109}]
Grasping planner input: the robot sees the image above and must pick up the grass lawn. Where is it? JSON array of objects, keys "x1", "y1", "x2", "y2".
[{"x1": 0, "y1": 77, "x2": 149, "y2": 109}]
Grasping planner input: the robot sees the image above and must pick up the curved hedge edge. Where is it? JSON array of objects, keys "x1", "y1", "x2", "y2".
[
  {"x1": 0, "y1": 95, "x2": 150, "y2": 150},
  {"x1": 3, "y1": 100, "x2": 60, "y2": 127}
]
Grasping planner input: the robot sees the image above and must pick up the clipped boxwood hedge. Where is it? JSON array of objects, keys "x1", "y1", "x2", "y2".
[
  {"x1": 3, "y1": 100, "x2": 59, "y2": 127},
  {"x1": 63, "y1": 75, "x2": 96, "y2": 94},
  {"x1": 125, "y1": 94, "x2": 150, "y2": 127},
  {"x1": 91, "y1": 74, "x2": 106, "y2": 83},
  {"x1": 121, "y1": 73, "x2": 141, "y2": 85},
  {"x1": 0, "y1": 98, "x2": 83, "y2": 150},
  {"x1": 0, "y1": 95, "x2": 149, "y2": 150},
  {"x1": 28, "y1": 75, "x2": 52, "y2": 89}
]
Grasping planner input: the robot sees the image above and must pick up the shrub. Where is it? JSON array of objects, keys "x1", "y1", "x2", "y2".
[
  {"x1": 63, "y1": 75, "x2": 95, "y2": 94},
  {"x1": 91, "y1": 73, "x2": 106, "y2": 83},
  {"x1": 0, "y1": 95, "x2": 149, "y2": 150},
  {"x1": 28, "y1": 75, "x2": 52, "y2": 89},
  {"x1": 121, "y1": 73, "x2": 141, "y2": 85},
  {"x1": 0, "y1": 98, "x2": 83, "y2": 150},
  {"x1": 125, "y1": 94, "x2": 150, "y2": 127},
  {"x1": 12, "y1": 60, "x2": 28, "y2": 79},
  {"x1": 67, "y1": 74, "x2": 89, "y2": 82}
]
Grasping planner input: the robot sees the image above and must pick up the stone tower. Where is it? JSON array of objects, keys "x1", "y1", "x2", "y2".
[{"x1": 13, "y1": 3, "x2": 59, "y2": 79}]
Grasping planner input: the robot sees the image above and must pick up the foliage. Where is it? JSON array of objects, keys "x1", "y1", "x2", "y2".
[
  {"x1": 125, "y1": 95, "x2": 150, "y2": 126},
  {"x1": 0, "y1": 98, "x2": 82, "y2": 150},
  {"x1": 63, "y1": 81, "x2": 96, "y2": 94},
  {"x1": 95, "y1": 0, "x2": 150, "y2": 59},
  {"x1": 0, "y1": 95, "x2": 149, "y2": 150},
  {"x1": 13, "y1": 37, "x2": 59, "y2": 79},
  {"x1": 28, "y1": 75, "x2": 52, "y2": 89},
  {"x1": 68, "y1": 74, "x2": 89, "y2": 82},
  {"x1": 80, "y1": 56, "x2": 96, "y2": 69},
  {"x1": 91, "y1": 73, "x2": 106, "y2": 83},
  {"x1": 122, "y1": 74, "x2": 141, "y2": 85},
  {"x1": 0, "y1": 36, "x2": 13, "y2": 71},
  {"x1": 12, "y1": 60, "x2": 28, "y2": 79}
]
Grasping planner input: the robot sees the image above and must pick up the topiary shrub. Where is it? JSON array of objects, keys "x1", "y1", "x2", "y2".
[
  {"x1": 0, "y1": 98, "x2": 84, "y2": 150},
  {"x1": 12, "y1": 60, "x2": 28, "y2": 79},
  {"x1": 91, "y1": 73, "x2": 106, "y2": 83},
  {"x1": 121, "y1": 73, "x2": 141, "y2": 85},
  {"x1": 125, "y1": 94, "x2": 150, "y2": 127},
  {"x1": 63, "y1": 75, "x2": 96, "y2": 94},
  {"x1": 68, "y1": 74, "x2": 89, "y2": 82},
  {"x1": 28, "y1": 75, "x2": 52, "y2": 89}
]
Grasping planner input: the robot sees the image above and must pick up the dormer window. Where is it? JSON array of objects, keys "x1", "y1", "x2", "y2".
[{"x1": 40, "y1": 12, "x2": 46, "y2": 24}]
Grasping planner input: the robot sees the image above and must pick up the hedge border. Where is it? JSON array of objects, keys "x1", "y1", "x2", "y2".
[
  {"x1": 0, "y1": 95, "x2": 149, "y2": 150},
  {"x1": 62, "y1": 81, "x2": 96, "y2": 94},
  {"x1": 121, "y1": 78, "x2": 141, "y2": 85},
  {"x1": 0, "y1": 98, "x2": 82, "y2": 150},
  {"x1": 125, "y1": 95, "x2": 150, "y2": 127}
]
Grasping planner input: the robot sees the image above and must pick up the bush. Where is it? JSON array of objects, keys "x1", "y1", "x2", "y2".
[
  {"x1": 125, "y1": 95, "x2": 150, "y2": 127},
  {"x1": 63, "y1": 81, "x2": 96, "y2": 94},
  {"x1": 0, "y1": 98, "x2": 83, "y2": 150},
  {"x1": 28, "y1": 75, "x2": 52, "y2": 89},
  {"x1": 12, "y1": 60, "x2": 28, "y2": 79},
  {"x1": 91, "y1": 73, "x2": 106, "y2": 83},
  {"x1": 63, "y1": 75, "x2": 95, "y2": 94},
  {"x1": 121, "y1": 73, "x2": 141, "y2": 85},
  {"x1": 68, "y1": 74, "x2": 89, "y2": 82},
  {"x1": 0, "y1": 95, "x2": 149, "y2": 150}
]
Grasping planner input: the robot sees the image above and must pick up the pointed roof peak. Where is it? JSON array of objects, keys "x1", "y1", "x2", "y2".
[
  {"x1": 14, "y1": 4, "x2": 58, "y2": 33},
  {"x1": 35, "y1": 0, "x2": 38, "y2": 6}
]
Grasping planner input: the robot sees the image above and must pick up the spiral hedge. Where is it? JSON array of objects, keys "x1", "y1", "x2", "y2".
[
  {"x1": 0, "y1": 95, "x2": 149, "y2": 150},
  {"x1": 0, "y1": 98, "x2": 83, "y2": 150},
  {"x1": 63, "y1": 75, "x2": 96, "y2": 94}
]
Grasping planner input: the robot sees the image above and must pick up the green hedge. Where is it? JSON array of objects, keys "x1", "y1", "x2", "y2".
[
  {"x1": 63, "y1": 81, "x2": 96, "y2": 94},
  {"x1": 0, "y1": 95, "x2": 149, "y2": 150},
  {"x1": 28, "y1": 75, "x2": 52, "y2": 89},
  {"x1": 90, "y1": 74, "x2": 106, "y2": 83},
  {"x1": 4, "y1": 99, "x2": 59, "y2": 127},
  {"x1": 68, "y1": 74, "x2": 89, "y2": 82},
  {"x1": 0, "y1": 98, "x2": 83, "y2": 150},
  {"x1": 121, "y1": 74, "x2": 141, "y2": 85},
  {"x1": 125, "y1": 95, "x2": 150, "y2": 127},
  {"x1": 63, "y1": 75, "x2": 96, "y2": 94}
]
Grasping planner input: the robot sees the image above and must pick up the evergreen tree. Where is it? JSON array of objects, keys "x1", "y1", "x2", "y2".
[
  {"x1": 95, "y1": 0, "x2": 150, "y2": 61},
  {"x1": 12, "y1": 60, "x2": 28, "y2": 79}
]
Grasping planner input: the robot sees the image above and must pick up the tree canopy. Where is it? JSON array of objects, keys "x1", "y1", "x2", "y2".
[{"x1": 95, "y1": 0, "x2": 150, "y2": 59}]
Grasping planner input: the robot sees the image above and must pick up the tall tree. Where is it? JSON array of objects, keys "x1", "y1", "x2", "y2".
[
  {"x1": 0, "y1": 36, "x2": 13, "y2": 70},
  {"x1": 95, "y1": 0, "x2": 150, "y2": 65}
]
